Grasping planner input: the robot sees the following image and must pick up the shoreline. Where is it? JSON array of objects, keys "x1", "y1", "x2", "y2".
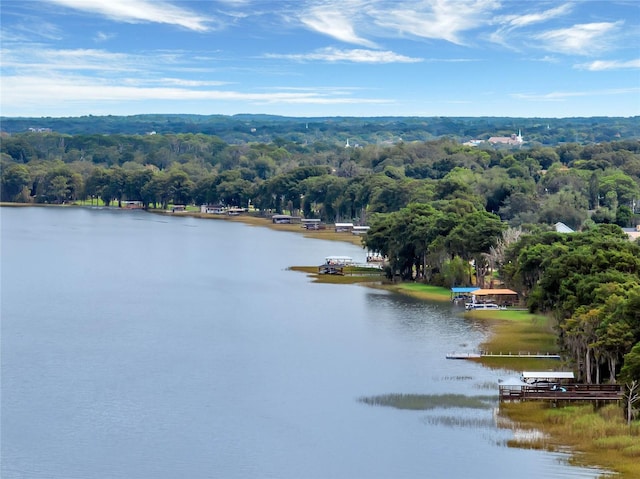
[
  {"x1": 4, "y1": 202, "x2": 634, "y2": 476},
  {"x1": 220, "y1": 208, "x2": 634, "y2": 477}
]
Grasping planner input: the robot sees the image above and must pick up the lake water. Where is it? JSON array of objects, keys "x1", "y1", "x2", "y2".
[{"x1": 1, "y1": 207, "x2": 605, "y2": 479}]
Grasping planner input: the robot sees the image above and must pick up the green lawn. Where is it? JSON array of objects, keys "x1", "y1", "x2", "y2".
[{"x1": 390, "y1": 283, "x2": 452, "y2": 301}]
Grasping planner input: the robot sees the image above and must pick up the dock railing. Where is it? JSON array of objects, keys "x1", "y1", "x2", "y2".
[
  {"x1": 447, "y1": 351, "x2": 561, "y2": 359},
  {"x1": 499, "y1": 383, "x2": 622, "y2": 401}
]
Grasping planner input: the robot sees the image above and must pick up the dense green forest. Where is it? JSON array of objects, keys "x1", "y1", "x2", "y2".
[
  {"x1": 2, "y1": 114, "x2": 639, "y2": 145},
  {"x1": 1, "y1": 116, "x2": 640, "y2": 392}
]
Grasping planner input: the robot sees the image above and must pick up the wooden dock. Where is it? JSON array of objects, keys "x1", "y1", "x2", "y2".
[
  {"x1": 446, "y1": 352, "x2": 560, "y2": 360},
  {"x1": 499, "y1": 384, "x2": 622, "y2": 402}
]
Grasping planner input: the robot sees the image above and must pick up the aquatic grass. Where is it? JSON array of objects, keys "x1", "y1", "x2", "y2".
[
  {"x1": 475, "y1": 381, "x2": 500, "y2": 390},
  {"x1": 500, "y1": 402, "x2": 640, "y2": 477},
  {"x1": 594, "y1": 436, "x2": 637, "y2": 449},
  {"x1": 544, "y1": 406, "x2": 581, "y2": 425},
  {"x1": 622, "y1": 443, "x2": 640, "y2": 458},
  {"x1": 462, "y1": 309, "x2": 560, "y2": 372},
  {"x1": 422, "y1": 415, "x2": 496, "y2": 429},
  {"x1": 358, "y1": 393, "x2": 496, "y2": 410},
  {"x1": 476, "y1": 356, "x2": 562, "y2": 373},
  {"x1": 434, "y1": 375, "x2": 474, "y2": 381},
  {"x1": 288, "y1": 266, "x2": 384, "y2": 285}
]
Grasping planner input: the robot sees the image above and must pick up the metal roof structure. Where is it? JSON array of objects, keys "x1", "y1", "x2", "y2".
[
  {"x1": 451, "y1": 287, "x2": 480, "y2": 293},
  {"x1": 555, "y1": 222, "x2": 575, "y2": 233},
  {"x1": 471, "y1": 288, "x2": 518, "y2": 296},
  {"x1": 521, "y1": 371, "x2": 574, "y2": 381}
]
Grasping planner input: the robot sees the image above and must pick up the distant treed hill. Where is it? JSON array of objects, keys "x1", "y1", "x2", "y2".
[{"x1": 2, "y1": 114, "x2": 639, "y2": 146}]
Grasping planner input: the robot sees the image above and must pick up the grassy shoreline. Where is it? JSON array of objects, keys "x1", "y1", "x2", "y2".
[
  {"x1": 6, "y1": 203, "x2": 638, "y2": 476},
  {"x1": 274, "y1": 222, "x2": 638, "y2": 478}
]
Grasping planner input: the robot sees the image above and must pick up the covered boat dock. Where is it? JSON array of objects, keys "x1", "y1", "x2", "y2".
[
  {"x1": 499, "y1": 371, "x2": 622, "y2": 402},
  {"x1": 450, "y1": 287, "x2": 479, "y2": 302},
  {"x1": 468, "y1": 288, "x2": 519, "y2": 307}
]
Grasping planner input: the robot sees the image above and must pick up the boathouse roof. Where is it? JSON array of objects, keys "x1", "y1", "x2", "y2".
[
  {"x1": 451, "y1": 287, "x2": 480, "y2": 293},
  {"x1": 471, "y1": 288, "x2": 518, "y2": 296},
  {"x1": 521, "y1": 371, "x2": 574, "y2": 381}
]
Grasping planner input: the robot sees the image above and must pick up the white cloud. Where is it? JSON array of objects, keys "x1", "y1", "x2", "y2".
[
  {"x1": 296, "y1": 0, "x2": 502, "y2": 47},
  {"x1": 535, "y1": 22, "x2": 623, "y2": 56},
  {"x1": 1, "y1": 47, "x2": 226, "y2": 77},
  {"x1": 140, "y1": 78, "x2": 232, "y2": 87},
  {"x1": 575, "y1": 59, "x2": 640, "y2": 71},
  {"x1": 94, "y1": 31, "x2": 116, "y2": 42},
  {"x1": 0, "y1": 73, "x2": 390, "y2": 115},
  {"x1": 45, "y1": 0, "x2": 214, "y2": 32},
  {"x1": 299, "y1": 3, "x2": 377, "y2": 48},
  {"x1": 501, "y1": 4, "x2": 573, "y2": 28},
  {"x1": 511, "y1": 87, "x2": 640, "y2": 102},
  {"x1": 2, "y1": 47, "x2": 147, "y2": 72},
  {"x1": 489, "y1": 3, "x2": 573, "y2": 48},
  {"x1": 2, "y1": 19, "x2": 64, "y2": 42},
  {"x1": 265, "y1": 47, "x2": 422, "y2": 63},
  {"x1": 371, "y1": 0, "x2": 501, "y2": 45}
]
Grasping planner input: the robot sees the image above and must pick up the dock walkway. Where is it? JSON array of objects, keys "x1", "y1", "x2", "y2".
[
  {"x1": 446, "y1": 352, "x2": 560, "y2": 360},
  {"x1": 500, "y1": 384, "x2": 622, "y2": 401}
]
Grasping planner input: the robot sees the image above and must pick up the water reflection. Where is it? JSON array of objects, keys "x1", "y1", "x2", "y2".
[
  {"x1": 358, "y1": 393, "x2": 496, "y2": 410},
  {"x1": 423, "y1": 415, "x2": 496, "y2": 429}
]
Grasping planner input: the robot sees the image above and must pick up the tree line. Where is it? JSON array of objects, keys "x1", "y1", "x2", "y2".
[
  {"x1": 502, "y1": 225, "x2": 640, "y2": 386},
  {"x1": 363, "y1": 206, "x2": 640, "y2": 406},
  {"x1": 2, "y1": 132, "x2": 639, "y2": 229},
  {"x1": 2, "y1": 128, "x2": 640, "y2": 403},
  {"x1": 2, "y1": 114, "x2": 639, "y2": 145}
]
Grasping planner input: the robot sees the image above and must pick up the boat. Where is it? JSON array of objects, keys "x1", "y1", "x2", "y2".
[{"x1": 465, "y1": 302, "x2": 505, "y2": 311}]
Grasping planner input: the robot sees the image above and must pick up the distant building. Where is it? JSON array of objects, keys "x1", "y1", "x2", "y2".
[
  {"x1": 488, "y1": 130, "x2": 524, "y2": 146},
  {"x1": 555, "y1": 222, "x2": 575, "y2": 233},
  {"x1": 201, "y1": 204, "x2": 226, "y2": 214},
  {"x1": 122, "y1": 200, "x2": 143, "y2": 209},
  {"x1": 622, "y1": 225, "x2": 640, "y2": 241},
  {"x1": 334, "y1": 222, "x2": 354, "y2": 233}
]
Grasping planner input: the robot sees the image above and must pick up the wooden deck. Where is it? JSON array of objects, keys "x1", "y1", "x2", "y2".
[{"x1": 500, "y1": 384, "x2": 622, "y2": 401}]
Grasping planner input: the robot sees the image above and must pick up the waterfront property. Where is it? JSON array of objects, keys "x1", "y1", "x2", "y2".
[
  {"x1": 465, "y1": 302, "x2": 505, "y2": 311},
  {"x1": 447, "y1": 352, "x2": 560, "y2": 360},
  {"x1": 227, "y1": 207, "x2": 247, "y2": 216},
  {"x1": 499, "y1": 383, "x2": 622, "y2": 402},
  {"x1": 351, "y1": 225, "x2": 370, "y2": 235},
  {"x1": 272, "y1": 214, "x2": 301, "y2": 224},
  {"x1": 200, "y1": 204, "x2": 226, "y2": 214},
  {"x1": 301, "y1": 218, "x2": 325, "y2": 230},
  {"x1": 123, "y1": 200, "x2": 143, "y2": 209},
  {"x1": 334, "y1": 222, "x2": 354, "y2": 232},
  {"x1": 450, "y1": 286, "x2": 479, "y2": 303},
  {"x1": 499, "y1": 371, "x2": 622, "y2": 402},
  {"x1": 521, "y1": 371, "x2": 575, "y2": 384},
  {"x1": 467, "y1": 288, "x2": 519, "y2": 307},
  {"x1": 301, "y1": 218, "x2": 321, "y2": 227},
  {"x1": 318, "y1": 255, "x2": 354, "y2": 275}
]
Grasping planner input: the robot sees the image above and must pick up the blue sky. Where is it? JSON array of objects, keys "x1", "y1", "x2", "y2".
[{"x1": 1, "y1": 0, "x2": 639, "y2": 118}]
